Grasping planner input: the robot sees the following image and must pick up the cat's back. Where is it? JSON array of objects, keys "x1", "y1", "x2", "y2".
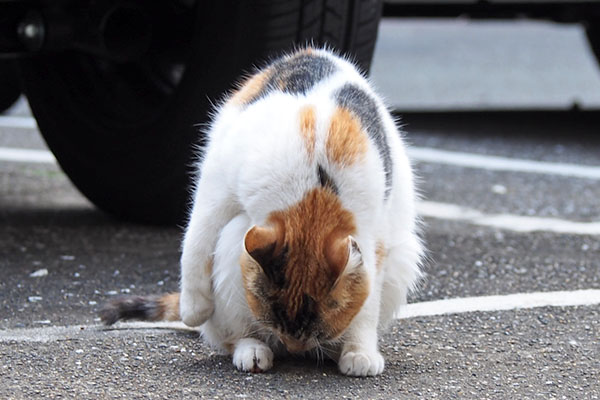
[
  {"x1": 206, "y1": 48, "x2": 403, "y2": 220},
  {"x1": 220, "y1": 49, "x2": 394, "y2": 160},
  {"x1": 227, "y1": 48, "x2": 358, "y2": 106}
]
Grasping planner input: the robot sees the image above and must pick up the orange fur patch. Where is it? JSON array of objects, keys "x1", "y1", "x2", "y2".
[
  {"x1": 229, "y1": 69, "x2": 271, "y2": 106},
  {"x1": 299, "y1": 105, "x2": 316, "y2": 158},
  {"x1": 269, "y1": 188, "x2": 356, "y2": 318},
  {"x1": 240, "y1": 252, "x2": 264, "y2": 319},
  {"x1": 222, "y1": 341, "x2": 235, "y2": 355},
  {"x1": 240, "y1": 188, "x2": 370, "y2": 341},
  {"x1": 322, "y1": 272, "x2": 370, "y2": 338},
  {"x1": 326, "y1": 106, "x2": 368, "y2": 166},
  {"x1": 158, "y1": 293, "x2": 181, "y2": 321},
  {"x1": 375, "y1": 241, "x2": 387, "y2": 272},
  {"x1": 205, "y1": 258, "x2": 213, "y2": 276}
]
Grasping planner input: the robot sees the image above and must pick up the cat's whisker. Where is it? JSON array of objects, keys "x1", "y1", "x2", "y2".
[
  {"x1": 314, "y1": 340, "x2": 326, "y2": 366},
  {"x1": 317, "y1": 341, "x2": 341, "y2": 361}
]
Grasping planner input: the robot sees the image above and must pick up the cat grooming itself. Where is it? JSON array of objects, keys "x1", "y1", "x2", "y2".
[{"x1": 100, "y1": 48, "x2": 424, "y2": 376}]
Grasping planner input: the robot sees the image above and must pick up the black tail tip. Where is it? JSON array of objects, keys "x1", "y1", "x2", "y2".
[
  {"x1": 98, "y1": 296, "x2": 159, "y2": 326},
  {"x1": 98, "y1": 297, "x2": 129, "y2": 325}
]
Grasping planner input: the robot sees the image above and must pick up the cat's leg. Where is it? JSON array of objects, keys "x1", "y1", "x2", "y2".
[
  {"x1": 338, "y1": 280, "x2": 385, "y2": 376},
  {"x1": 379, "y1": 235, "x2": 424, "y2": 328},
  {"x1": 232, "y1": 338, "x2": 274, "y2": 373},
  {"x1": 180, "y1": 174, "x2": 239, "y2": 327}
]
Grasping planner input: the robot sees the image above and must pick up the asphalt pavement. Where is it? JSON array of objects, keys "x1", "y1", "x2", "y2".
[{"x1": 1, "y1": 19, "x2": 600, "y2": 400}]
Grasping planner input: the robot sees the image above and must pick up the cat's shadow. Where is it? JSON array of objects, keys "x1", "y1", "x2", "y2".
[
  {"x1": 179, "y1": 341, "x2": 434, "y2": 382},
  {"x1": 182, "y1": 352, "x2": 340, "y2": 378}
]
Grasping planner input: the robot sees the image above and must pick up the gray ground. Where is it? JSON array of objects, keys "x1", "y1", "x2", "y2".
[{"x1": 1, "y1": 19, "x2": 599, "y2": 400}]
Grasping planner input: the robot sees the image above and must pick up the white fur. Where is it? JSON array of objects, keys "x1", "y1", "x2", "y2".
[{"x1": 180, "y1": 49, "x2": 424, "y2": 376}]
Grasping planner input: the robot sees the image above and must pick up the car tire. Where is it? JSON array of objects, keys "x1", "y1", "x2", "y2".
[
  {"x1": 0, "y1": 60, "x2": 21, "y2": 112},
  {"x1": 586, "y1": 23, "x2": 600, "y2": 65},
  {"x1": 18, "y1": 0, "x2": 383, "y2": 225}
]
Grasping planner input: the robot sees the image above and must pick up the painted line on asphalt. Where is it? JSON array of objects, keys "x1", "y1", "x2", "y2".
[
  {"x1": 0, "y1": 147, "x2": 56, "y2": 164},
  {"x1": 1, "y1": 289, "x2": 599, "y2": 343},
  {"x1": 1, "y1": 139, "x2": 600, "y2": 182},
  {"x1": 2, "y1": 146, "x2": 598, "y2": 235},
  {"x1": 1, "y1": 145, "x2": 598, "y2": 235},
  {"x1": 0, "y1": 116, "x2": 37, "y2": 130},
  {"x1": 396, "y1": 289, "x2": 600, "y2": 319},
  {"x1": 418, "y1": 201, "x2": 600, "y2": 235},
  {"x1": 407, "y1": 147, "x2": 600, "y2": 180},
  {"x1": 0, "y1": 321, "x2": 194, "y2": 343}
]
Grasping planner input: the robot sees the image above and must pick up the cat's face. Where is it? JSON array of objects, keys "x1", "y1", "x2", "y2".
[{"x1": 240, "y1": 189, "x2": 370, "y2": 353}]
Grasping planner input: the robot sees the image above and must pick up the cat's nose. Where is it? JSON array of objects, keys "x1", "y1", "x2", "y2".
[{"x1": 281, "y1": 336, "x2": 309, "y2": 353}]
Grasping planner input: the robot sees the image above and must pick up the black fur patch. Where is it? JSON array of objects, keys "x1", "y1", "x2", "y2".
[
  {"x1": 272, "y1": 294, "x2": 317, "y2": 338},
  {"x1": 334, "y1": 84, "x2": 392, "y2": 197},
  {"x1": 317, "y1": 164, "x2": 339, "y2": 194},
  {"x1": 99, "y1": 296, "x2": 161, "y2": 325},
  {"x1": 250, "y1": 244, "x2": 289, "y2": 288},
  {"x1": 249, "y1": 53, "x2": 337, "y2": 104}
]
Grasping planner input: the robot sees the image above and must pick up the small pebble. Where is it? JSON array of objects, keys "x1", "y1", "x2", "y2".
[
  {"x1": 491, "y1": 184, "x2": 507, "y2": 194},
  {"x1": 29, "y1": 269, "x2": 48, "y2": 278}
]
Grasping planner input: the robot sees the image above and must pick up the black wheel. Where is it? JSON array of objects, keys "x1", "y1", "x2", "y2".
[
  {"x1": 19, "y1": 0, "x2": 383, "y2": 225},
  {"x1": 0, "y1": 60, "x2": 21, "y2": 112}
]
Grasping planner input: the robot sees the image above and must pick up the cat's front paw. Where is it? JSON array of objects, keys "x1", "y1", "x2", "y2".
[
  {"x1": 233, "y1": 338, "x2": 274, "y2": 373},
  {"x1": 180, "y1": 289, "x2": 214, "y2": 327},
  {"x1": 338, "y1": 350, "x2": 385, "y2": 376}
]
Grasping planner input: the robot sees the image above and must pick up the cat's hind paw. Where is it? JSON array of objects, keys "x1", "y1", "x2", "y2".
[
  {"x1": 233, "y1": 338, "x2": 274, "y2": 373},
  {"x1": 180, "y1": 289, "x2": 214, "y2": 327},
  {"x1": 338, "y1": 350, "x2": 385, "y2": 376}
]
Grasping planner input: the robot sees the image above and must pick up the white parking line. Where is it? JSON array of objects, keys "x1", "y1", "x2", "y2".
[
  {"x1": 0, "y1": 116, "x2": 37, "y2": 130},
  {"x1": 1, "y1": 289, "x2": 598, "y2": 343},
  {"x1": 396, "y1": 289, "x2": 600, "y2": 319},
  {"x1": 1, "y1": 146, "x2": 598, "y2": 235},
  {"x1": 3, "y1": 142, "x2": 600, "y2": 181},
  {"x1": 418, "y1": 201, "x2": 600, "y2": 235},
  {"x1": 407, "y1": 147, "x2": 600, "y2": 180},
  {"x1": 0, "y1": 147, "x2": 56, "y2": 164},
  {"x1": 0, "y1": 321, "x2": 193, "y2": 343}
]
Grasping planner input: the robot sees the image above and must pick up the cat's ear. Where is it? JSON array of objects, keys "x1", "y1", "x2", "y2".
[
  {"x1": 244, "y1": 223, "x2": 287, "y2": 286},
  {"x1": 244, "y1": 225, "x2": 279, "y2": 256},
  {"x1": 325, "y1": 234, "x2": 362, "y2": 280}
]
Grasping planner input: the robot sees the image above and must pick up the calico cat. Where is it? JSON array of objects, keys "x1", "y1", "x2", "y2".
[{"x1": 100, "y1": 48, "x2": 424, "y2": 376}]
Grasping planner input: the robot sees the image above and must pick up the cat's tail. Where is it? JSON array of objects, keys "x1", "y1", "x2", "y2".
[{"x1": 99, "y1": 293, "x2": 180, "y2": 325}]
